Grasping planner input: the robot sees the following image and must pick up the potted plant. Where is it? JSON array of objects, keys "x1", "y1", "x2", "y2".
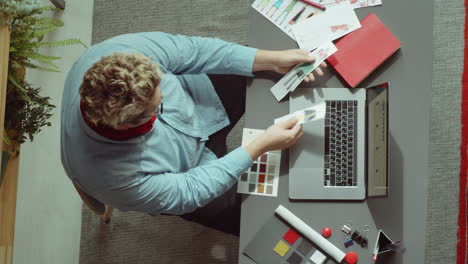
[
  {"x1": 4, "y1": 3, "x2": 86, "y2": 147},
  {"x1": 0, "y1": 2, "x2": 85, "y2": 261}
]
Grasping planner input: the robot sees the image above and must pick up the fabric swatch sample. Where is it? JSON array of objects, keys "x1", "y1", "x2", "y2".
[
  {"x1": 273, "y1": 240, "x2": 290, "y2": 256},
  {"x1": 287, "y1": 251, "x2": 303, "y2": 264},
  {"x1": 283, "y1": 228, "x2": 300, "y2": 245},
  {"x1": 297, "y1": 239, "x2": 313, "y2": 256}
]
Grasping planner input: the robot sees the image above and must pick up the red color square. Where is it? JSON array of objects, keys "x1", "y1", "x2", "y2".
[
  {"x1": 260, "y1": 163, "x2": 267, "y2": 173},
  {"x1": 259, "y1": 174, "x2": 265, "y2": 183},
  {"x1": 283, "y1": 229, "x2": 300, "y2": 245}
]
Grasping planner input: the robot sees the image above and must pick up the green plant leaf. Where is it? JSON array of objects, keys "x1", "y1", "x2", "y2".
[
  {"x1": 3, "y1": 131, "x2": 11, "y2": 146},
  {"x1": 26, "y1": 52, "x2": 61, "y2": 68},
  {"x1": 23, "y1": 61, "x2": 60, "y2": 72},
  {"x1": 7, "y1": 74, "x2": 32, "y2": 103},
  {"x1": 5, "y1": 5, "x2": 84, "y2": 144},
  {"x1": 39, "y1": 38, "x2": 87, "y2": 48},
  {"x1": 7, "y1": 74, "x2": 26, "y2": 93}
]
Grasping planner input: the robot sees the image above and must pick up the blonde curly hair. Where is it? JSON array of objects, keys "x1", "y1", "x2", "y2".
[{"x1": 79, "y1": 52, "x2": 162, "y2": 128}]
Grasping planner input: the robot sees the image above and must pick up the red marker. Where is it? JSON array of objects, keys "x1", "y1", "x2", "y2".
[{"x1": 298, "y1": 0, "x2": 326, "y2": 11}]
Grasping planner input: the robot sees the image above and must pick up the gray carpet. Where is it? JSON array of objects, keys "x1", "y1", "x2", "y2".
[
  {"x1": 80, "y1": 1, "x2": 250, "y2": 263},
  {"x1": 81, "y1": 0, "x2": 463, "y2": 263},
  {"x1": 424, "y1": 0, "x2": 463, "y2": 263}
]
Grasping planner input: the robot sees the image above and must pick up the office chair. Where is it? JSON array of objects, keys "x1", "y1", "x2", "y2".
[{"x1": 73, "y1": 183, "x2": 113, "y2": 223}]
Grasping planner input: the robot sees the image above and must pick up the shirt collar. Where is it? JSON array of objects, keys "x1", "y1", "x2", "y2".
[{"x1": 80, "y1": 101, "x2": 156, "y2": 141}]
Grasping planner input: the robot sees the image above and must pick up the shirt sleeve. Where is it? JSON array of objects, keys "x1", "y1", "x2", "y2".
[
  {"x1": 109, "y1": 146, "x2": 253, "y2": 215},
  {"x1": 102, "y1": 32, "x2": 258, "y2": 76}
]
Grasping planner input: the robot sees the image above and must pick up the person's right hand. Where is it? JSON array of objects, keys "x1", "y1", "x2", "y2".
[
  {"x1": 260, "y1": 118, "x2": 304, "y2": 152},
  {"x1": 245, "y1": 118, "x2": 304, "y2": 160}
]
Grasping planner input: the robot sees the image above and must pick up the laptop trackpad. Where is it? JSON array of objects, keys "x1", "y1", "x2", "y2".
[{"x1": 289, "y1": 121, "x2": 324, "y2": 168}]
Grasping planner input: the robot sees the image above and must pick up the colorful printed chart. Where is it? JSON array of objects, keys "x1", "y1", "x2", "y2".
[
  {"x1": 252, "y1": 0, "x2": 322, "y2": 40},
  {"x1": 237, "y1": 128, "x2": 281, "y2": 196}
]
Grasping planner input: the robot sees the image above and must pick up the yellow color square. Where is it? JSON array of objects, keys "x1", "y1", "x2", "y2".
[{"x1": 273, "y1": 240, "x2": 290, "y2": 257}]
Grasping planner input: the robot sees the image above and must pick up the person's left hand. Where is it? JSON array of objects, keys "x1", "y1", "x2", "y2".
[{"x1": 271, "y1": 49, "x2": 327, "y2": 82}]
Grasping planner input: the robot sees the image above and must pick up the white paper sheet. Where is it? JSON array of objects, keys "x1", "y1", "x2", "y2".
[
  {"x1": 292, "y1": 2, "x2": 361, "y2": 51},
  {"x1": 270, "y1": 42, "x2": 337, "y2": 102}
]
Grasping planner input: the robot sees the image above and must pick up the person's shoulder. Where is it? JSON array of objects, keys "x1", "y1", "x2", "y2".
[{"x1": 100, "y1": 32, "x2": 173, "y2": 44}]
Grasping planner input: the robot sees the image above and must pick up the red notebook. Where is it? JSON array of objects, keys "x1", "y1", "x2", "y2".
[{"x1": 327, "y1": 13, "x2": 401, "y2": 88}]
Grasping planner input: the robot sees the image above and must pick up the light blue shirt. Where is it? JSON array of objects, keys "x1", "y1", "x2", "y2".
[{"x1": 61, "y1": 32, "x2": 257, "y2": 215}]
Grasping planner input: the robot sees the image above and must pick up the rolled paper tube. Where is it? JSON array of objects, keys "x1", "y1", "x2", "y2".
[{"x1": 274, "y1": 205, "x2": 346, "y2": 263}]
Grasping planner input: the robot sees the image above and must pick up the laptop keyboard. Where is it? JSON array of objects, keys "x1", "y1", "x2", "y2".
[{"x1": 324, "y1": 100, "x2": 358, "y2": 187}]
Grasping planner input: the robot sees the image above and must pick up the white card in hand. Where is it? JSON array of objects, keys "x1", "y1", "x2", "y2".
[
  {"x1": 292, "y1": 2, "x2": 361, "y2": 51},
  {"x1": 270, "y1": 42, "x2": 337, "y2": 102},
  {"x1": 274, "y1": 102, "x2": 326, "y2": 125}
]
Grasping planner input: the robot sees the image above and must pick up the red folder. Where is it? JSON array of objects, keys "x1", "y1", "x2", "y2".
[{"x1": 327, "y1": 13, "x2": 401, "y2": 88}]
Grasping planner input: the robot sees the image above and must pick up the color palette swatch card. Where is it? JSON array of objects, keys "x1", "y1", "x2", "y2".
[
  {"x1": 292, "y1": 2, "x2": 361, "y2": 52},
  {"x1": 244, "y1": 205, "x2": 346, "y2": 264},
  {"x1": 270, "y1": 42, "x2": 337, "y2": 102},
  {"x1": 274, "y1": 102, "x2": 326, "y2": 125},
  {"x1": 237, "y1": 128, "x2": 281, "y2": 197},
  {"x1": 252, "y1": 0, "x2": 323, "y2": 40}
]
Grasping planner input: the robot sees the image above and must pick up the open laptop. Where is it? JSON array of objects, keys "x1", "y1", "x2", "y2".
[{"x1": 289, "y1": 83, "x2": 389, "y2": 200}]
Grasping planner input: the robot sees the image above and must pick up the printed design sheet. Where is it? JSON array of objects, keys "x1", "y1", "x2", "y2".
[{"x1": 292, "y1": 2, "x2": 361, "y2": 51}]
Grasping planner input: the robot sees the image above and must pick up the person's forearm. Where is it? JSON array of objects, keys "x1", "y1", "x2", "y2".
[
  {"x1": 244, "y1": 137, "x2": 268, "y2": 160},
  {"x1": 253, "y1": 50, "x2": 278, "y2": 72}
]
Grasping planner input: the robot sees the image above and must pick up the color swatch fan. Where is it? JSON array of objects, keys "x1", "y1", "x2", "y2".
[
  {"x1": 237, "y1": 128, "x2": 281, "y2": 196},
  {"x1": 327, "y1": 13, "x2": 401, "y2": 88}
]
